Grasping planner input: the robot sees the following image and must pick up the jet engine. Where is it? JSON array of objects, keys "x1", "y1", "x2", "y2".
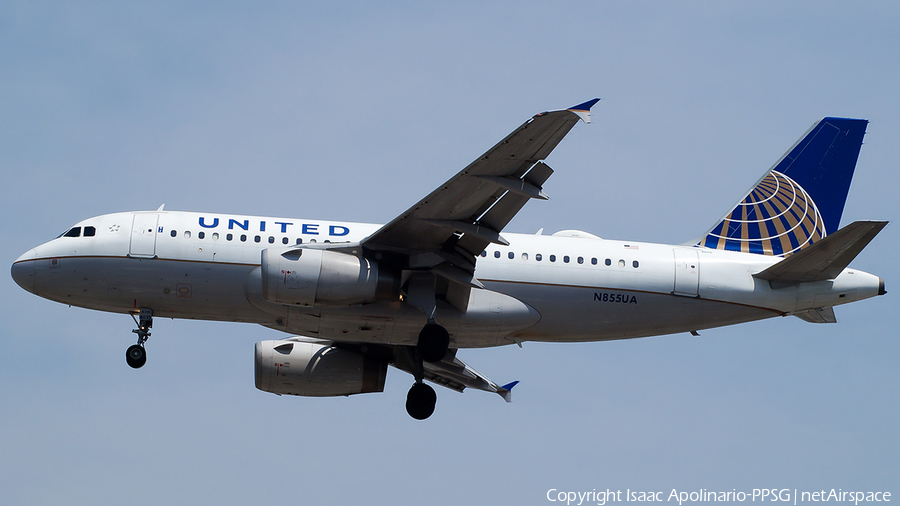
[
  {"x1": 260, "y1": 248, "x2": 397, "y2": 307},
  {"x1": 254, "y1": 339, "x2": 388, "y2": 397}
]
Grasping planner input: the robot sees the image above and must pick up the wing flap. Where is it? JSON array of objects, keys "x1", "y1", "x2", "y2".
[
  {"x1": 391, "y1": 347, "x2": 518, "y2": 402},
  {"x1": 422, "y1": 354, "x2": 518, "y2": 402}
]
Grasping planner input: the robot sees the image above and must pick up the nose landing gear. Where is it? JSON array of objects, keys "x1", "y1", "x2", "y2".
[{"x1": 126, "y1": 308, "x2": 152, "y2": 369}]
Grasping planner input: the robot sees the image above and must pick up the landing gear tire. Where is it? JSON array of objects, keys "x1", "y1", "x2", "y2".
[
  {"x1": 416, "y1": 323, "x2": 449, "y2": 363},
  {"x1": 126, "y1": 344, "x2": 147, "y2": 369},
  {"x1": 127, "y1": 308, "x2": 152, "y2": 369},
  {"x1": 406, "y1": 383, "x2": 437, "y2": 420}
]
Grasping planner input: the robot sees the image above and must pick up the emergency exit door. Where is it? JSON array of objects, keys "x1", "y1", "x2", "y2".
[
  {"x1": 129, "y1": 213, "x2": 159, "y2": 258},
  {"x1": 673, "y1": 248, "x2": 699, "y2": 297}
]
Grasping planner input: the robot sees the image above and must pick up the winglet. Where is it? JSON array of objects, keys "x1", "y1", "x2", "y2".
[
  {"x1": 498, "y1": 380, "x2": 520, "y2": 403},
  {"x1": 567, "y1": 98, "x2": 601, "y2": 124}
]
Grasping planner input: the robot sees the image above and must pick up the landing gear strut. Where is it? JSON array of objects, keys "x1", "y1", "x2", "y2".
[{"x1": 126, "y1": 308, "x2": 152, "y2": 369}]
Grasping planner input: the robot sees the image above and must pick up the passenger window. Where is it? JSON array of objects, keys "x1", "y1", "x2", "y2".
[
  {"x1": 240, "y1": 234, "x2": 247, "y2": 242},
  {"x1": 577, "y1": 257, "x2": 584, "y2": 264},
  {"x1": 309, "y1": 239, "x2": 317, "y2": 243},
  {"x1": 536, "y1": 254, "x2": 542, "y2": 261},
  {"x1": 605, "y1": 258, "x2": 611, "y2": 266},
  {"x1": 184, "y1": 231, "x2": 191, "y2": 239},
  {"x1": 254, "y1": 236, "x2": 261, "y2": 243},
  {"x1": 198, "y1": 232, "x2": 205, "y2": 239},
  {"x1": 563, "y1": 256, "x2": 570, "y2": 263},
  {"x1": 296, "y1": 238, "x2": 302, "y2": 244},
  {"x1": 480, "y1": 251, "x2": 487, "y2": 257},
  {"x1": 549, "y1": 255, "x2": 556, "y2": 262},
  {"x1": 494, "y1": 251, "x2": 501, "y2": 258},
  {"x1": 83, "y1": 226, "x2": 96, "y2": 237},
  {"x1": 591, "y1": 258, "x2": 597, "y2": 265},
  {"x1": 64, "y1": 227, "x2": 81, "y2": 238},
  {"x1": 521, "y1": 253, "x2": 528, "y2": 261},
  {"x1": 508, "y1": 252, "x2": 514, "y2": 260},
  {"x1": 618, "y1": 259, "x2": 626, "y2": 267},
  {"x1": 633, "y1": 260, "x2": 639, "y2": 268},
  {"x1": 282, "y1": 237, "x2": 289, "y2": 245},
  {"x1": 226, "y1": 233, "x2": 233, "y2": 241},
  {"x1": 212, "y1": 233, "x2": 219, "y2": 240},
  {"x1": 170, "y1": 230, "x2": 177, "y2": 238},
  {"x1": 268, "y1": 236, "x2": 275, "y2": 244}
]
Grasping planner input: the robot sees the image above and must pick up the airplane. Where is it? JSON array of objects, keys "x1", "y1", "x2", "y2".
[{"x1": 11, "y1": 100, "x2": 888, "y2": 420}]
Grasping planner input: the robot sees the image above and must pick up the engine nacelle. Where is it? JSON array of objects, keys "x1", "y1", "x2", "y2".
[
  {"x1": 255, "y1": 340, "x2": 388, "y2": 397},
  {"x1": 261, "y1": 248, "x2": 397, "y2": 307}
]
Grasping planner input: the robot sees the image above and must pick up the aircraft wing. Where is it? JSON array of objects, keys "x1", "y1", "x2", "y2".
[
  {"x1": 392, "y1": 349, "x2": 519, "y2": 402},
  {"x1": 360, "y1": 100, "x2": 599, "y2": 308}
]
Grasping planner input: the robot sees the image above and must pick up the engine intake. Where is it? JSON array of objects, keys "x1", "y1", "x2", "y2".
[
  {"x1": 255, "y1": 340, "x2": 388, "y2": 397},
  {"x1": 261, "y1": 248, "x2": 397, "y2": 307}
]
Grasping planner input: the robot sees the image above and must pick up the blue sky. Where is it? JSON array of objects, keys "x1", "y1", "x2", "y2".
[{"x1": 2, "y1": 2, "x2": 898, "y2": 504}]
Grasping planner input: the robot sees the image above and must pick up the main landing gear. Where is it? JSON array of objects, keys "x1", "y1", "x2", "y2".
[
  {"x1": 126, "y1": 308, "x2": 152, "y2": 369},
  {"x1": 416, "y1": 322, "x2": 449, "y2": 363},
  {"x1": 403, "y1": 322, "x2": 449, "y2": 420},
  {"x1": 406, "y1": 382, "x2": 437, "y2": 420},
  {"x1": 404, "y1": 343, "x2": 437, "y2": 420}
]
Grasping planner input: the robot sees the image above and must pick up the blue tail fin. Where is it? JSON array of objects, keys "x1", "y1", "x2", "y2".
[{"x1": 697, "y1": 118, "x2": 868, "y2": 256}]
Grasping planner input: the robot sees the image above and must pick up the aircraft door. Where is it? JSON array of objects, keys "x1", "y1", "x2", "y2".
[
  {"x1": 672, "y1": 248, "x2": 699, "y2": 297},
  {"x1": 129, "y1": 213, "x2": 159, "y2": 258}
]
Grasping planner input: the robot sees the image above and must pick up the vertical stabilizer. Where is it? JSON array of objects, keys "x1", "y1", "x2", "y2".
[{"x1": 697, "y1": 118, "x2": 868, "y2": 256}]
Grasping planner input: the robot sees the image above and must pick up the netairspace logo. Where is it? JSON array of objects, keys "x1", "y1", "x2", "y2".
[{"x1": 545, "y1": 489, "x2": 892, "y2": 506}]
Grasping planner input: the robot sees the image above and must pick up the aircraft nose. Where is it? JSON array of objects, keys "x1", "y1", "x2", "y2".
[{"x1": 11, "y1": 249, "x2": 37, "y2": 294}]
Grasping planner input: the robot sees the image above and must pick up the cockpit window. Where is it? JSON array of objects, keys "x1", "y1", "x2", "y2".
[
  {"x1": 83, "y1": 226, "x2": 96, "y2": 237},
  {"x1": 63, "y1": 227, "x2": 81, "y2": 238}
]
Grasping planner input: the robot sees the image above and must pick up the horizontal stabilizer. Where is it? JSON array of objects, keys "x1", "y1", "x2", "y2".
[
  {"x1": 754, "y1": 220, "x2": 888, "y2": 283},
  {"x1": 794, "y1": 307, "x2": 837, "y2": 324}
]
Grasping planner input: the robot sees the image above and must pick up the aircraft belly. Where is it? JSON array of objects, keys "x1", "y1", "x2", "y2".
[
  {"x1": 485, "y1": 281, "x2": 777, "y2": 342},
  {"x1": 33, "y1": 256, "x2": 271, "y2": 323},
  {"x1": 287, "y1": 290, "x2": 541, "y2": 349}
]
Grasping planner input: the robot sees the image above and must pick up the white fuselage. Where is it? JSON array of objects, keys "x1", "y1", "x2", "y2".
[{"x1": 12, "y1": 210, "x2": 884, "y2": 349}]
